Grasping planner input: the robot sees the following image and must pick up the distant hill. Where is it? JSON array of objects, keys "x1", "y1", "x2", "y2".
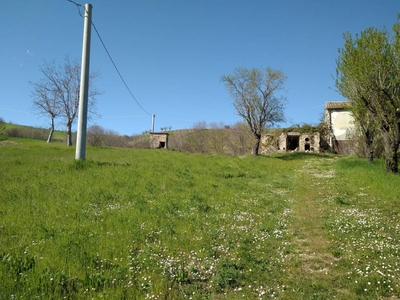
[{"x1": 2, "y1": 122, "x2": 66, "y2": 142}]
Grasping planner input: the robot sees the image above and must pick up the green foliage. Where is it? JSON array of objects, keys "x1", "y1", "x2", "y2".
[
  {"x1": 273, "y1": 123, "x2": 323, "y2": 135},
  {"x1": 212, "y1": 258, "x2": 244, "y2": 292},
  {"x1": 336, "y1": 18, "x2": 400, "y2": 172}
]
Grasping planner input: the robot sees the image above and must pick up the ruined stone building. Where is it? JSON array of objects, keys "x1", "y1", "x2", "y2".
[
  {"x1": 278, "y1": 132, "x2": 321, "y2": 152},
  {"x1": 260, "y1": 101, "x2": 356, "y2": 155},
  {"x1": 260, "y1": 132, "x2": 321, "y2": 154}
]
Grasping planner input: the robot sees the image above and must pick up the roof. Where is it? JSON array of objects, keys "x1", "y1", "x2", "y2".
[{"x1": 325, "y1": 101, "x2": 350, "y2": 110}]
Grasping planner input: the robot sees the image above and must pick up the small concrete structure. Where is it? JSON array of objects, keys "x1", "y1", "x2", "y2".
[{"x1": 150, "y1": 132, "x2": 169, "y2": 149}]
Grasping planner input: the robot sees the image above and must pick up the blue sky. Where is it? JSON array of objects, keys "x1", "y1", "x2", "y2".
[{"x1": 1, "y1": 1, "x2": 399, "y2": 135}]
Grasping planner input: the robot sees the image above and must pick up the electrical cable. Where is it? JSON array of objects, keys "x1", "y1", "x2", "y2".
[
  {"x1": 67, "y1": 0, "x2": 151, "y2": 116},
  {"x1": 67, "y1": 1, "x2": 312, "y2": 129},
  {"x1": 90, "y1": 22, "x2": 151, "y2": 116},
  {"x1": 66, "y1": 0, "x2": 84, "y2": 17}
]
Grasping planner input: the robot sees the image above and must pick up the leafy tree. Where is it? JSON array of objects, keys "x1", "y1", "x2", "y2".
[
  {"x1": 30, "y1": 56, "x2": 100, "y2": 146},
  {"x1": 336, "y1": 22, "x2": 400, "y2": 172},
  {"x1": 221, "y1": 67, "x2": 287, "y2": 156}
]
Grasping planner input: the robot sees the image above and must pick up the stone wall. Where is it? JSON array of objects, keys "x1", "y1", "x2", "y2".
[{"x1": 150, "y1": 133, "x2": 169, "y2": 149}]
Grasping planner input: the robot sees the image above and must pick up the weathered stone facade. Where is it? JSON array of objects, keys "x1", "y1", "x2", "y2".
[
  {"x1": 261, "y1": 132, "x2": 320, "y2": 153},
  {"x1": 150, "y1": 132, "x2": 169, "y2": 149}
]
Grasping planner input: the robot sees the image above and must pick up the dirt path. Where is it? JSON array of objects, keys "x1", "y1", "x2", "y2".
[{"x1": 288, "y1": 157, "x2": 339, "y2": 277}]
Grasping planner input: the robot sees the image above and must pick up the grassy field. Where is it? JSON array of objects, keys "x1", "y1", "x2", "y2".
[
  {"x1": 3, "y1": 123, "x2": 66, "y2": 141},
  {"x1": 1, "y1": 139, "x2": 399, "y2": 299}
]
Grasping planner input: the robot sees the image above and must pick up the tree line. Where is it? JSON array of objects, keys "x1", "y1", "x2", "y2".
[
  {"x1": 0, "y1": 115, "x2": 255, "y2": 155},
  {"x1": 84, "y1": 121, "x2": 255, "y2": 156}
]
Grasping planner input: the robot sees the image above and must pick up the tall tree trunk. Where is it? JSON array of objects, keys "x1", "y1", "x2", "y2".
[
  {"x1": 382, "y1": 132, "x2": 399, "y2": 173},
  {"x1": 47, "y1": 117, "x2": 55, "y2": 143},
  {"x1": 385, "y1": 148, "x2": 398, "y2": 173},
  {"x1": 366, "y1": 145, "x2": 374, "y2": 163},
  {"x1": 364, "y1": 129, "x2": 373, "y2": 162},
  {"x1": 47, "y1": 128, "x2": 54, "y2": 144},
  {"x1": 252, "y1": 135, "x2": 261, "y2": 156},
  {"x1": 66, "y1": 122, "x2": 73, "y2": 147}
]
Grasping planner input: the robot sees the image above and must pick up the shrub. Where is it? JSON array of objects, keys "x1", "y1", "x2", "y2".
[{"x1": 5, "y1": 127, "x2": 47, "y2": 140}]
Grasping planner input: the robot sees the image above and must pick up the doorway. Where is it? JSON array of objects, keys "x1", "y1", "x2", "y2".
[{"x1": 288, "y1": 136, "x2": 299, "y2": 150}]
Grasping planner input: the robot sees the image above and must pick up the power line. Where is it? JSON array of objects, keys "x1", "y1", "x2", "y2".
[
  {"x1": 66, "y1": 0, "x2": 84, "y2": 17},
  {"x1": 67, "y1": 0, "x2": 151, "y2": 116},
  {"x1": 66, "y1": 0, "x2": 81, "y2": 6},
  {"x1": 90, "y1": 22, "x2": 151, "y2": 116}
]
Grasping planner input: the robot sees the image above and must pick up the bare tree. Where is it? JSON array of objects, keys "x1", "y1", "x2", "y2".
[
  {"x1": 209, "y1": 122, "x2": 226, "y2": 155},
  {"x1": 87, "y1": 124, "x2": 105, "y2": 146},
  {"x1": 222, "y1": 67, "x2": 287, "y2": 156},
  {"x1": 31, "y1": 56, "x2": 100, "y2": 146},
  {"x1": 30, "y1": 81, "x2": 61, "y2": 143},
  {"x1": 227, "y1": 122, "x2": 254, "y2": 156},
  {"x1": 190, "y1": 121, "x2": 208, "y2": 154},
  {"x1": 167, "y1": 121, "x2": 254, "y2": 156}
]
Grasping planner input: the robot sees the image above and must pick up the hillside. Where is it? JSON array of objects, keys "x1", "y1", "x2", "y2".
[
  {"x1": 0, "y1": 139, "x2": 399, "y2": 299},
  {"x1": 2, "y1": 122, "x2": 66, "y2": 142}
]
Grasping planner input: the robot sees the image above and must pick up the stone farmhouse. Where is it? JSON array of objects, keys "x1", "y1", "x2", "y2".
[{"x1": 260, "y1": 101, "x2": 356, "y2": 155}]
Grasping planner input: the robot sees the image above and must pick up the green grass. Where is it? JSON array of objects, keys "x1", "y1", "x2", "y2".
[{"x1": 1, "y1": 139, "x2": 400, "y2": 299}]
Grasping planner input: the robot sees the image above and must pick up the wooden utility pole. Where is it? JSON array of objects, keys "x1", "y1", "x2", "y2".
[{"x1": 75, "y1": 3, "x2": 92, "y2": 160}]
